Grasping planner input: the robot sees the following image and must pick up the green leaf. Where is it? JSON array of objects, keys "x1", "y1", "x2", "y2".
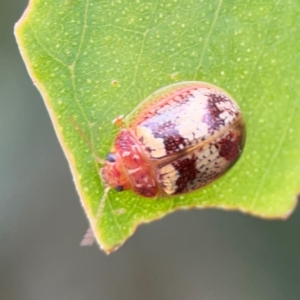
[{"x1": 15, "y1": 0, "x2": 300, "y2": 253}]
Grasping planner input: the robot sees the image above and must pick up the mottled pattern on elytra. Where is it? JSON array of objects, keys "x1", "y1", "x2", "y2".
[
  {"x1": 203, "y1": 93, "x2": 239, "y2": 132},
  {"x1": 133, "y1": 87, "x2": 240, "y2": 160},
  {"x1": 157, "y1": 129, "x2": 242, "y2": 195},
  {"x1": 102, "y1": 82, "x2": 245, "y2": 198}
]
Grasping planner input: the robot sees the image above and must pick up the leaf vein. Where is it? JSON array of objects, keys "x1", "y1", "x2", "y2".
[
  {"x1": 242, "y1": 0, "x2": 282, "y2": 109},
  {"x1": 193, "y1": 0, "x2": 223, "y2": 80},
  {"x1": 29, "y1": 22, "x2": 68, "y2": 67},
  {"x1": 251, "y1": 105, "x2": 296, "y2": 209}
]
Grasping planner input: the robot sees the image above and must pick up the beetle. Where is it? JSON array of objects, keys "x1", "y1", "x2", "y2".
[
  {"x1": 101, "y1": 81, "x2": 246, "y2": 198},
  {"x1": 81, "y1": 81, "x2": 246, "y2": 246}
]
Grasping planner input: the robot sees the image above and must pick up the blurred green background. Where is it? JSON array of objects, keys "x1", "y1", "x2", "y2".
[{"x1": 1, "y1": 1, "x2": 300, "y2": 299}]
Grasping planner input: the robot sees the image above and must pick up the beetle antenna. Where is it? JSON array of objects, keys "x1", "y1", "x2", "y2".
[
  {"x1": 69, "y1": 116, "x2": 105, "y2": 164},
  {"x1": 80, "y1": 186, "x2": 111, "y2": 246}
]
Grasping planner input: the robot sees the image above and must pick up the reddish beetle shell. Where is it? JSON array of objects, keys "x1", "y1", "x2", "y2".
[{"x1": 101, "y1": 81, "x2": 246, "y2": 198}]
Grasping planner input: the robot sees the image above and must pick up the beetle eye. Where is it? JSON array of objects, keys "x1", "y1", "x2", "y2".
[
  {"x1": 115, "y1": 185, "x2": 123, "y2": 192},
  {"x1": 106, "y1": 153, "x2": 116, "y2": 163}
]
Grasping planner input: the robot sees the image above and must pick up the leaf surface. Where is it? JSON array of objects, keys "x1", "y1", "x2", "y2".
[{"x1": 15, "y1": 0, "x2": 300, "y2": 252}]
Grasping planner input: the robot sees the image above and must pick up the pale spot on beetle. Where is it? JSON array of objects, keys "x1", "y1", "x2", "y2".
[
  {"x1": 219, "y1": 110, "x2": 233, "y2": 121},
  {"x1": 133, "y1": 154, "x2": 140, "y2": 160},
  {"x1": 175, "y1": 91, "x2": 209, "y2": 140},
  {"x1": 122, "y1": 151, "x2": 131, "y2": 157},
  {"x1": 127, "y1": 167, "x2": 141, "y2": 175},
  {"x1": 159, "y1": 164, "x2": 180, "y2": 195},
  {"x1": 191, "y1": 88, "x2": 211, "y2": 98},
  {"x1": 136, "y1": 126, "x2": 167, "y2": 158}
]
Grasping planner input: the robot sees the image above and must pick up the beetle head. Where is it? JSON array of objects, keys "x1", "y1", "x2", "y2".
[{"x1": 100, "y1": 152, "x2": 131, "y2": 192}]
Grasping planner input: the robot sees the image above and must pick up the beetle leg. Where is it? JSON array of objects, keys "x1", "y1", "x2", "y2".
[{"x1": 80, "y1": 227, "x2": 95, "y2": 246}]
